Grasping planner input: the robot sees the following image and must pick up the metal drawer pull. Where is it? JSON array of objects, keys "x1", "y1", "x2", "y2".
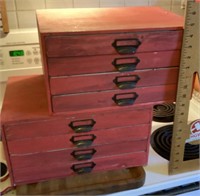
[
  {"x1": 71, "y1": 149, "x2": 96, "y2": 161},
  {"x1": 69, "y1": 119, "x2": 96, "y2": 133},
  {"x1": 71, "y1": 162, "x2": 96, "y2": 174},
  {"x1": 112, "y1": 92, "x2": 138, "y2": 106},
  {"x1": 112, "y1": 57, "x2": 140, "y2": 72},
  {"x1": 113, "y1": 75, "x2": 140, "y2": 89},
  {"x1": 70, "y1": 134, "x2": 96, "y2": 147},
  {"x1": 112, "y1": 38, "x2": 141, "y2": 54}
]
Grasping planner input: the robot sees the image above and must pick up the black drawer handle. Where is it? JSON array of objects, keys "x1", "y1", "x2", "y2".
[
  {"x1": 71, "y1": 162, "x2": 96, "y2": 174},
  {"x1": 69, "y1": 119, "x2": 96, "y2": 133},
  {"x1": 113, "y1": 75, "x2": 140, "y2": 89},
  {"x1": 112, "y1": 92, "x2": 138, "y2": 106},
  {"x1": 112, "y1": 57, "x2": 140, "y2": 72},
  {"x1": 70, "y1": 134, "x2": 96, "y2": 147},
  {"x1": 112, "y1": 38, "x2": 141, "y2": 54},
  {"x1": 71, "y1": 149, "x2": 96, "y2": 161}
]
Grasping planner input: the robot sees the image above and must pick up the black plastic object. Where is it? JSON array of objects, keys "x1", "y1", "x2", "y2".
[
  {"x1": 112, "y1": 57, "x2": 140, "y2": 72},
  {"x1": 144, "y1": 182, "x2": 200, "y2": 195},
  {"x1": 150, "y1": 125, "x2": 199, "y2": 161},
  {"x1": 112, "y1": 38, "x2": 141, "y2": 54},
  {"x1": 153, "y1": 103, "x2": 175, "y2": 122},
  {"x1": 0, "y1": 162, "x2": 7, "y2": 177}
]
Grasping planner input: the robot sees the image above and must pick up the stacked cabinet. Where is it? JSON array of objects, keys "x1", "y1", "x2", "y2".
[
  {"x1": 38, "y1": 7, "x2": 183, "y2": 114},
  {"x1": 1, "y1": 7, "x2": 183, "y2": 186}
]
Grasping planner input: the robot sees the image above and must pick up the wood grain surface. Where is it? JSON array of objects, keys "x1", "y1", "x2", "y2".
[{"x1": 16, "y1": 166, "x2": 145, "y2": 195}]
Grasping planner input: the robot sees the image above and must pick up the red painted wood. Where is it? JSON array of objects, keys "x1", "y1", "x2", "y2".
[
  {"x1": 10, "y1": 140, "x2": 147, "y2": 164},
  {"x1": 45, "y1": 31, "x2": 183, "y2": 57},
  {"x1": 1, "y1": 75, "x2": 152, "y2": 123},
  {"x1": 36, "y1": 7, "x2": 183, "y2": 34},
  {"x1": 48, "y1": 50, "x2": 181, "y2": 76},
  {"x1": 50, "y1": 67, "x2": 179, "y2": 95},
  {"x1": 5, "y1": 107, "x2": 152, "y2": 141},
  {"x1": 39, "y1": 34, "x2": 53, "y2": 115},
  {"x1": 52, "y1": 84, "x2": 177, "y2": 113},
  {"x1": 1, "y1": 76, "x2": 152, "y2": 185},
  {"x1": 0, "y1": 75, "x2": 49, "y2": 124},
  {"x1": 8, "y1": 124, "x2": 150, "y2": 154},
  {"x1": 11, "y1": 151, "x2": 147, "y2": 185}
]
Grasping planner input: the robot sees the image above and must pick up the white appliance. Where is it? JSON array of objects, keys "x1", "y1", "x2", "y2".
[
  {"x1": 0, "y1": 28, "x2": 43, "y2": 106},
  {"x1": 0, "y1": 28, "x2": 43, "y2": 81}
]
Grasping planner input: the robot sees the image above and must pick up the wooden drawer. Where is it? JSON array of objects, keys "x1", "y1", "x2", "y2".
[
  {"x1": 9, "y1": 139, "x2": 148, "y2": 160},
  {"x1": 7, "y1": 124, "x2": 150, "y2": 154},
  {"x1": 52, "y1": 84, "x2": 177, "y2": 113},
  {"x1": 50, "y1": 67, "x2": 179, "y2": 95},
  {"x1": 4, "y1": 107, "x2": 152, "y2": 141},
  {"x1": 45, "y1": 31, "x2": 182, "y2": 57},
  {"x1": 47, "y1": 50, "x2": 181, "y2": 76},
  {"x1": 11, "y1": 151, "x2": 147, "y2": 185}
]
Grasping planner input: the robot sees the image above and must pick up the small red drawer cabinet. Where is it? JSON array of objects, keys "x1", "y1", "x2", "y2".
[
  {"x1": 1, "y1": 7, "x2": 183, "y2": 186},
  {"x1": 36, "y1": 7, "x2": 183, "y2": 114}
]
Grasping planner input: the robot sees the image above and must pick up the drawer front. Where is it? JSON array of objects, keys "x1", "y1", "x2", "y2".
[
  {"x1": 47, "y1": 50, "x2": 181, "y2": 76},
  {"x1": 7, "y1": 124, "x2": 150, "y2": 154},
  {"x1": 50, "y1": 67, "x2": 179, "y2": 95},
  {"x1": 52, "y1": 84, "x2": 177, "y2": 113},
  {"x1": 9, "y1": 140, "x2": 148, "y2": 161},
  {"x1": 4, "y1": 107, "x2": 152, "y2": 141},
  {"x1": 45, "y1": 31, "x2": 183, "y2": 57},
  {"x1": 11, "y1": 151, "x2": 147, "y2": 185}
]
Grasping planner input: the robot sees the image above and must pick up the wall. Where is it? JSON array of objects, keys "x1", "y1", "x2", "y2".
[{"x1": 5, "y1": 0, "x2": 185, "y2": 29}]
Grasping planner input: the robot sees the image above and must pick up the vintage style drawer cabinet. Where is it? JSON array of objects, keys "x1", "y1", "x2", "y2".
[
  {"x1": 1, "y1": 7, "x2": 183, "y2": 185},
  {"x1": 1, "y1": 76, "x2": 152, "y2": 185},
  {"x1": 36, "y1": 7, "x2": 183, "y2": 114}
]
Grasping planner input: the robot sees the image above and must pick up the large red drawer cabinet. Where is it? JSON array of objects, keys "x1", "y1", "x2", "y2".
[
  {"x1": 1, "y1": 7, "x2": 183, "y2": 186},
  {"x1": 1, "y1": 76, "x2": 152, "y2": 185}
]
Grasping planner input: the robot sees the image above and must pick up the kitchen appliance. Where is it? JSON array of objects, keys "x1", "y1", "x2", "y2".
[
  {"x1": 0, "y1": 28, "x2": 42, "y2": 81},
  {"x1": 0, "y1": 28, "x2": 42, "y2": 107}
]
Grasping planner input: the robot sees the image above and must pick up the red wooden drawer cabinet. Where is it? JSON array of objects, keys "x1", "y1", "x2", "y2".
[
  {"x1": 1, "y1": 76, "x2": 152, "y2": 185},
  {"x1": 36, "y1": 7, "x2": 183, "y2": 114},
  {"x1": 1, "y1": 7, "x2": 183, "y2": 186}
]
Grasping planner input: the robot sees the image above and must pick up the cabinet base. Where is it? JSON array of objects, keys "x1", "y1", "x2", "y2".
[{"x1": 16, "y1": 167, "x2": 145, "y2": 195}]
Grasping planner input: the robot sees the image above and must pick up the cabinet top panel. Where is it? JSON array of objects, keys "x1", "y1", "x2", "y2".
[
  {"x1": 0, "y1": 75, "x2": 49, "y2": 124},
  {"x1": 36, "y1": 7, "x2": 183, "y2": 34}
]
